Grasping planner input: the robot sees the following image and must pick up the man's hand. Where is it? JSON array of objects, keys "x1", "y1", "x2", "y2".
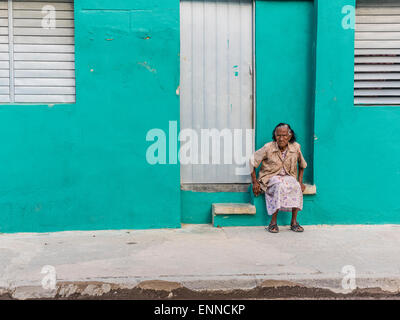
[
  {"x1": 300, "y1": 183, "x2": 306, "y2": 193},
  {"x1": 252, "y1": 181, "x2": 261, "y2": 197}
]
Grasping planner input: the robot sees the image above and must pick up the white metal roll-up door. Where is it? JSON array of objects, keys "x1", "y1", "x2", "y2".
[
  {"x1": 0, "y1": 0, "x2": 75, "y2": 104},
  {"x1": 180, "y1": 0, "x2": 254, "y2": 184},
  {"x1": 355, "y1": 0, "x2": 400, "y2": 105}
]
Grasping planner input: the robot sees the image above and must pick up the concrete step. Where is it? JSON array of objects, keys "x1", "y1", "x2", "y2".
[
  {"x1": 212, "y1": 203, "x2": 256, "y2": 227},
  {"x1": 211, "y1": 184, "x2": 317, "y2": 228},
  {"x1": 212, "y1": 203, "x2": 256, "y2": 215}
]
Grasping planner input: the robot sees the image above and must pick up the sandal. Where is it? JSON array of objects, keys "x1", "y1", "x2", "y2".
[
  {"x1": 266, "y1": 223, "x2": 279, "y2": 233},
  {"x1": 290, "y1": 222, "x2": 304, "y2": 232}
]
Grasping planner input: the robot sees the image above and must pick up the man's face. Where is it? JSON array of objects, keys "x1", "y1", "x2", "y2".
[{"x1": 275, "y1": 126, "x2": 291, "y2": 148}]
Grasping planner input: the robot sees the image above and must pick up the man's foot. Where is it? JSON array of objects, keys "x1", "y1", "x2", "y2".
[
  {"x1": 266, "y1": 223, "x2": 279, "y2": 233},
  {"x1": 290, "y1": 222, "x2": 304, "y2": 232}
]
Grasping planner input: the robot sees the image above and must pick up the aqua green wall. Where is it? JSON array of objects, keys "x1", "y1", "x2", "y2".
[
  {"x1": 2, "y1": 0, "x2": 400, "y2": 232},
  {"x1": 255, "y1": 0, "x2": 315, "y2": 184},
  {"x1": 253, "y1": 0, "x2": 400, "y2": 226},
  {"x1": 181, "y1": 0, "x2": 317, "y2": 225},
  {"x1": 250, "y1": 0, "x2": 316, "y2": 226},
  {"x1": 0, "y1": 0, "x2": 181, "y2": 233},
  {"x1": 312, "y1": 0, "x2": 400, "y2": 224},
  {"x1": 181, "y1": 190, "x2": 251, "y2": 224},
  {"x1": 183, "y1": 0, "x2": 400, "y2": 227}
]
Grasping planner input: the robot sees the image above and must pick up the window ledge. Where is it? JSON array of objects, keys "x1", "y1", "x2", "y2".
[
  {"x1": 181, "y1": 183, "x2": 250, "y2": 193},
  {"x1": 303, "y1": 184, "x2": 316, "y2": 195}
]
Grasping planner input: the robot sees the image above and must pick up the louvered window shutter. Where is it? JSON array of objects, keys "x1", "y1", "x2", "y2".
[
  {"x1": 355, "y1": 0, "x2": 400, "y2": 105},
  {"x1": 0, "y1": 1, "x2": 10, "y2": 103},
  {"x1": 0, "y1": 0, "x2": 75, "y2": 104}
]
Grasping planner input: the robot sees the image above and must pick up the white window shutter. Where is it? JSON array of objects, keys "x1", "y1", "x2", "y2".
[
  {"x1": 355, "y1": 0, "x2": 400, "y2": 105},
  {"x1": 0, "y1": 0, "x2": 75, "y2": 104},
  {"x1": 0, "y1": 0, "x2": 9, "y2": 103}
]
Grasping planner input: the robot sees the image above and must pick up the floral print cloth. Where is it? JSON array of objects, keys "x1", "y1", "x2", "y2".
[
  {"x1": 265, "y1": 175, "x2": 303, "y2": 215},
  {"x1": 264, "y1": 148, "x2": 303, "y2": 216}
]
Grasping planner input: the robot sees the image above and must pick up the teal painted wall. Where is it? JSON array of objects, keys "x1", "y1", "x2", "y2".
[
  {"x1": 251, "y1": 0, "x2": 316, "y2": 226},
  {"x1": 2, "y1": 0, "x2": 400, "y2": 232},
  {"x1": 181, "y1": 0, "x2": 317, "y2": 225},
  {"x1": 183, "y1": 0, "x2": 400, "y2": 227},
  {"x1": 181, "y1": 190, "x2": 250, "y2": 224},
  {"x1": 252, "y1": 0, "x2": 400, "y2": 226},
  {"x1": 312, "y1": 0, "x2": 400, "y2": 224},
  {"x1": 255, "y1": 0, "x2": 314, "y2": 184},
  {"x1": 0, "y1": 0, "x2": 181, "y2": 232}
]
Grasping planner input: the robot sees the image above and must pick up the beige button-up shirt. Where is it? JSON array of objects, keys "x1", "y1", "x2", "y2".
[{"x1": 249, "y1": 141, "x2": 307, "y2": 192}]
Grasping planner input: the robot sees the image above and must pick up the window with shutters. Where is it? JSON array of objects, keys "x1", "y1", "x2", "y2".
[
  {"x1": 0, "y1": 0, "x2": 75, "y2": 104},
  {"x1": 355, "y1": 0, "x2": 400, "y2": 105}
]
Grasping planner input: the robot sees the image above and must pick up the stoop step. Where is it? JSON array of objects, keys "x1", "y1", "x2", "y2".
[
  {"x1": 211, "y1": 185, "x2": 317, "y2": 228},
  {"x1": 212, "y1": 203, "x2": 256, "y2": 215},
  {"x1": 212, "y1": 203, "x2": 256, "y2": 227}
]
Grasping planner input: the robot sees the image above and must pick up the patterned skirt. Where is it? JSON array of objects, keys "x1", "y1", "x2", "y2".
[{"x1": 265, "y1": 175, "x2": 303, "y2": 216}]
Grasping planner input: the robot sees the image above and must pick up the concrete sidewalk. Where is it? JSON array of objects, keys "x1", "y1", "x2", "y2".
[{"x1": 1, "y1": 224, "x2": 400, "y2": 299}]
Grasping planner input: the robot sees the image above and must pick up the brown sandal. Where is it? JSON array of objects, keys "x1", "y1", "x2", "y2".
[
  {"x1": 266, "y1": 223, "x2": 279, "y2": 233},
  {"x1": 290, "y1": 222, "x2": 304, "y2": 232}
]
